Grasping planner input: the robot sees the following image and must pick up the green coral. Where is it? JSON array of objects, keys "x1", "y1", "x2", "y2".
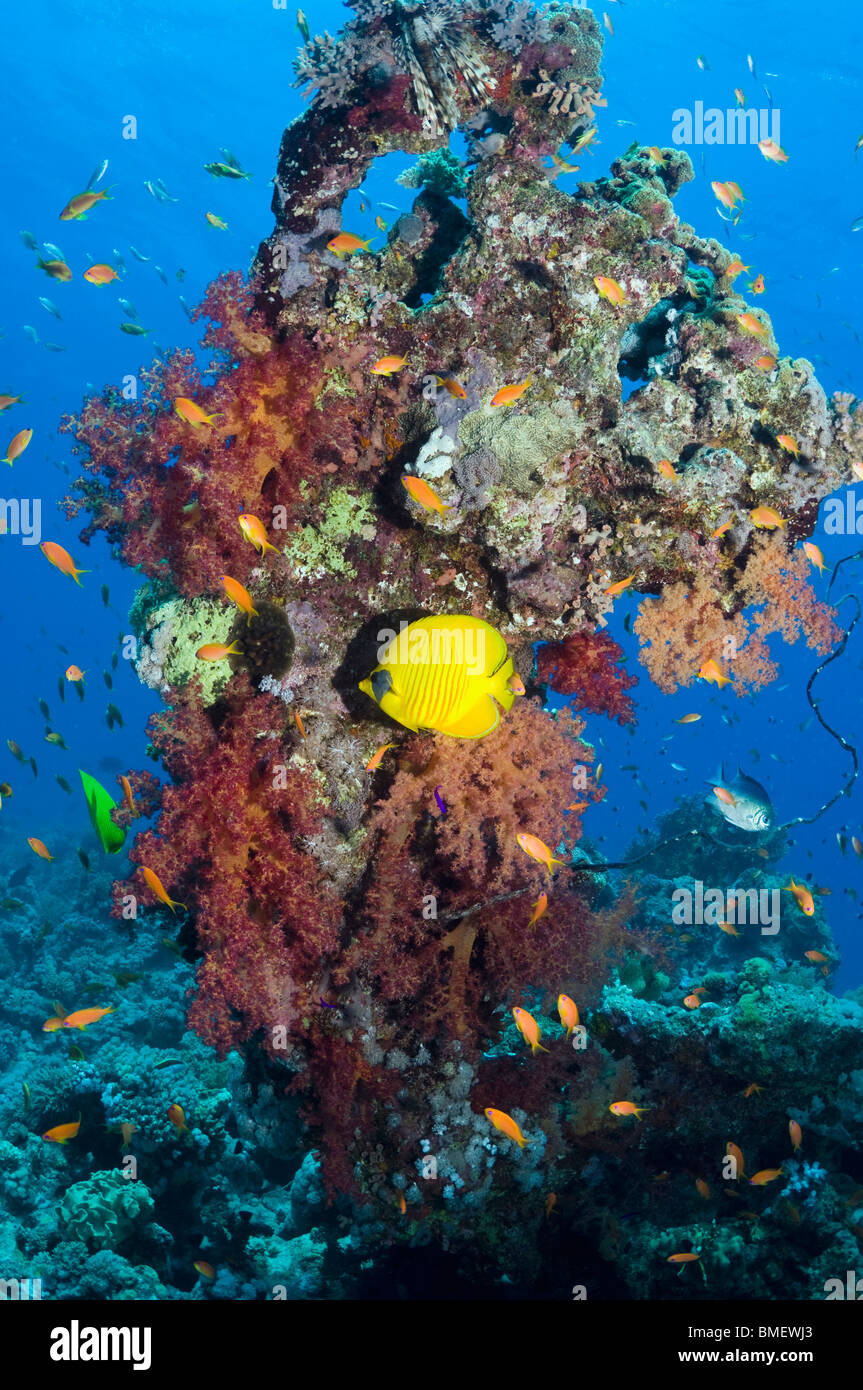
[
  {"x1": 397, "y1": 148, "x2": 468, "y2": 199},
  {"x1": 315, "y1": 364, "x2": 356, "y2": 408},
  {"x1": 283, "y1": 486, "x2": 377, "y2": 580},
  {"x1": 59, "y1": 1170, "x2": 154, "y2": 1250},
  {"x1": 458, "y1": 400, "x2": 583, "y2": 497},
  {"x1": 138, "y1": 596, "x2": 238, "y2": 704}
]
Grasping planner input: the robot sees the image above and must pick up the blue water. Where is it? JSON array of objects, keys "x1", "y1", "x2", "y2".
[{"x1": 2, "y1": 0, "x2": 862, "y2": 1304}]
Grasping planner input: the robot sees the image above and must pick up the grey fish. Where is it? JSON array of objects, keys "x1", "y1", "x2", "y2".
[
  {"x1": 154, "y1": 178, "x2": 179, "y2": 202},
  {"x1": 42, "y1": 242, "x2": 65, "y2": 261},
  {"x1": 178, "y1": 295, "x2": 194, "y2": 320},
  {"x1": 129, "y1": 245, "x2": 150, "y2": 262},
  {"x1": 87, "y1": 159, "x2": 109, "y2": 189},
  {"x1": 112, "y1": 249, "x2": 127, "y2": 274},
  {"x1": 38, "y1": 297, "x2": 62, "y2": 319},
  {"x1": 118, "y1": 298, "x2": 137, "y2": 319},
  {"x1": 43, "y1": 342, "x2": 66, "y2": 352},
  {"x1": 705, "y1": 762, "x2": 773, "y2": 833},
  {"x1": 154, "y1": 265, "x2": 168, "y2": 284},
  {"x1": 19, "y1": 230, "x2": 38, "y2": 251},
  {"x1": 120, "y1": 322, "x2": 149, "y2": 335},
  {"x1": 23, "y1": 325, "x2": 40, "y2": 344}
]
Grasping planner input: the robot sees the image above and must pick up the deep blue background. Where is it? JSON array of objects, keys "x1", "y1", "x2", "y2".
[{"x1": 0, "y1": 0, "x2": 861, "y2": 986}]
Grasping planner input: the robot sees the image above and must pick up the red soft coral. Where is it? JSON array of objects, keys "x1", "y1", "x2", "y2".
[{"x1": 536, "y1": 628, "x2": 638, "y2": 724}]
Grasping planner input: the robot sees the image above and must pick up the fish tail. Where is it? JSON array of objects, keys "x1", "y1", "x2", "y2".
[
  {"x1": 532, "y1": 1042, "x2": 550, "y2": 1055},
  {"x1": 73, "y1": 568, "x2": 91, "y2": 586}
]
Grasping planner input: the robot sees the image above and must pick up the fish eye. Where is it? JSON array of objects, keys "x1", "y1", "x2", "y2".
[{"x1": 371, "y1": 668, "x2": 392, "y2": 703}]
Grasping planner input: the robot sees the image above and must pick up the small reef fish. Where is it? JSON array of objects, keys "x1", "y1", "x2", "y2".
[
  {"x1": 594, "y1": 275, "x2": 626, "y2": 308},
  {"x1": 43, "y1": 1117, "x2": 81, "y2": 1144},
  {"x1": 120, "y1": 323, "x2": 149, "y2": 336},
  {"x1": 359, "y1": 616, "x2": 517, "y2": 738},
  {"x1": 7, "y1": 739, "x2": 26, "y2": 762},
  {"x1": 758, "y1": 138, "x2": 788, "y2": 163},
  {"x1": 60, "y1": 189, "x2": 111, "y2": 220},
  {"x1": 683, "y1": 993, "x2": 702, "y2": 1010},
  {"x1": 750, "y1": 1168, "x2": 783, "y2": 1186},
  {"x1": 365, "y1": 742, "x2": 395, "y2": 773},
  {"x1": 725, "y1": 259, "x2": 750, "y2": 279},
  {"x1": 204, "y1": 161, "x2": 251, "y2": 180},
  {"x1": 119, "y1": 775, "x2": 137, "y2": 816},
  {"x1": 141, "y1": 865, "x2": 185, "y2": 914},
  {"x1": 727, "y1": 1142, "x2": 746, "y2": 1177},
  {"x1": 802, "y1": 542, "x2": 827, "y2": 575},
  {"x1": 609, "y1": 1102, "x2": 649, "y2": 1119},
  {"x1": 805, "y1": 950, "x2": 829, "y2": 963},
  {"x1": 656, "y1": 458, "x2": 677, "y2": 480},
  {"x1": 206, "y1": 213, "x2": 229, "y2": 230},
  {"x1": 698, "y1": 658, "x2": 730, "y2": 689},
  {"x1": 484, "y1": 1108, "x2": 530, "y2": 1148},
  {"x1": 743, "y1": 1083, "x2": 764, "y2": 1098},
  {"x1": 0, "y1": 395, "x2": 23, "y2": 411},
  {"x1": 528, "y1": 892, "x2": 548, "y2": 927},
  {"x1": 517, "y1": 832, "x2": 565, "y2": 875},
  {"x1": 676, "y1": 713, "x2": 701, "y2": 724},
  {"x1": 696, "y1": 1179, "x2": 711, "y2": 1199},
  {"x1": 785, "y1": 877, "x2": 815, "y2": 916},
  {"x1": 220, "y1": 574, "x2": 258, "y2": 620},
  {"x1": 375, "y1": 215, "x2": 388, "y2": 232},
  {"x1": 737, "y1": 313, "x2": 767, "y2": 337},
  {"x1": 38, "y1": 296, "x2": 62, "y2": 318},
  {"x1": 197, "y1": 641, "x2": 242, "y2": 662},
  {"x1": 749, "y1": 274, "x2": 765, "y2": 294},
  {"x1": 750, "y1": 505, "x2": 786, "y2": 530},
  {"x1": 712, "y1": 180, "x2": 743, "y2": 210},
  {"x1": 42, "y1": 1007, "x2": 68, "y2": 1031},
  {"x1": 707, "y1": 762, "x2": 773, "y2": 833},
  {"x1": 370, "y1": 354, "x2": 407, "y2": 375},
  {"x1": 776, "y1": 434, "x2": 799, "y2": 456},
  {"x1": 713, "y1": 786, "x2": 736, "y2": 806},
  {"x1": 117, "y1": 1122, "x2": 138, "y2": 1150},
  {"x1": 755, "y1": 354, "x2": 777, "y2": 371},
  {"x1": 513, "y1": 1006, "x2": 549, "y2": 1055},
  {"x1": 734, "y1": 88, "x2": 746, "y2": 106},
  {"x1": 605, "y1": 574, "x2": 635, "y2": 597},
  {"x1": 238, "y1": 512, "x2": 279, "y2": 556},
  {"x1": 789, "y1": 1121, "x2": 802, "y2": 1151},
  {"x1": 40, "y1": 541, "x2": 89, "y2": 584},
  {"x1": 37, "y1": 259, "x2": 72, "y2": 282},
  {"x1": 194, "y1": 1261, "x2": 216, "y2": 1280},
  {"x1": 174, "y1": 397, "x2": 222, "y2": 428},
  {"x1": 45, "y1": 731, "x2": 67, "y2": 749},
  {"x1": 294, "y1": 710, "x2": 306, "y2": 741},
  {"x1": 668, "y1": 1252, "x2": 700, "y2": 1264},
  {"x1": 4, "y1": 428, "x2": 33, "y2": 465},
  {"x1": 167, "y1": 1103, "x2": 188, "y2": 1132},
  {"x1": 83, "y1": 264, "x2": 118, "y2": 285},
  {"x1": 719, "y1": 920, "x2": 741, "y2": 937},
  {"x1": 490, "y1": 379, "x2": 532, "y2": 407},
  {"x1": 433, "y1": 786, "x2": 447, "y2": 816},
  {"x1": 401, "y1": 475, "x2": 451, "y2": 515},
  {"x1": 66, "y1": 664, "x2": 87, "y2": 682},
  {"x1": 28, "y1": 837, "x2": 53, "y2": 861},
  {"x1": 435, "y1": 376, "x2": 466, "y2": 398},
  {"x1": 62, "y1": 1006, "x2": 115, "y2": 1031},
  {"x1": 327, "y1": 232, "x2": 373, "y2": 257},
  {"x1": 558, "y1": 993, "x2": 579, "y2": 1039}
]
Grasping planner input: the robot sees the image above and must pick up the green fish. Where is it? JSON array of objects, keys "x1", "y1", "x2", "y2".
[
  {"x1": 45, "y1": 731, "x2": 68, "y2": 749},
  {"x1": 120, "y1": 322, "x2": 149, "y2": 336},
  {"x1": 203, "y1": 161, "x2": 250, "y2": 180},
  {"x1": 79, "y1": 769, "x2": 126, "y2": 854},
  {"x1": 2, "y1": 897, "x2": 26, "y2": 911},
  {"x1": 56, "y1": 775, "x2": 73, "y2": 794},
  {"x1": 6, "y1": 739, "x2": 25, "y2": 763}
]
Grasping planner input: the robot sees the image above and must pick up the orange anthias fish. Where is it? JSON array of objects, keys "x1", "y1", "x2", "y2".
[
  {"x1": 435, "y1": 376, "x2": 467, "y2": 398},
  {"x1": 802, "y1": 542, "x2": 827, "y2": 576},
  {"x1": 789, "y1": 1120, "x2": 802, "y2": 1151},
  {"x1": 743, "y1": 1082, "x2": 764, "y2": 1098},
  {"x1": 656, "y1": 458, "x2": 677, "y2": 480},
  {"x1": 365, "y1": 742, "x2": 395, "y2": 773},
  {"x1": 698, "y1": 658, "x2": 731, "y2": 689},
  {"x1": 545, "y1": 1192, "x2": 557, "y2": 1218},
  {"x1": 327, "y1": 232, "x2": 373, "y2": 257},
  {"x1": 238, "y1": 513, "x2": 279, "y2": 556},
  {"x1": 711, "y1": 518, "x2": 734, "y2": 539},
  {"x1": 120, "y1": 775, "x2": 137, "y2": 816},
  {"x1": 749, "y1": 506, "x2": 786, "y2": 531},
  {"x1": 65, "y1": 665, "x2": 85, "y2": 682},
  {"x1": 734, "y1": 88, "x2": 745, "y2": 106},
  {"x1": 758, "y1": 138, "x2": 788, "y2": 163},
  {"x1": 62, "y1": 1006, "x2": 116, "y2": 1031},
  {"x1": 220, "y1": 575, "x2": 258, "y2": 620},
  {"x1": 41, "y1": 541, "x2": 89, "y2": 585},
  {"x1": 726, "y1": 1141, "x2": 746, "y2": 1178},
  {"x1": 490, "y1": 378, "x2": 532, "y2": 407},
  {"x1": 712, "y1": 180, "x2": 743, "y2": 210},
  {"x1": 167, "y1": 1103, "x2": 188, "y2": 1132},
  {"x1": 725, "y1": 259, "x2": 750, "y2": 279},
  {"x1": 713, "y1": 786, "x2": 736, "y2": 806},
  {"x1": 750, "y1": 1167, "x2": 783, "y2": 1186},
  {"x1": 610, "y1": 1101, "x2": 649, "y2": 1119},
  {"x1": 695, "y1": 1178, "x2": 711, "y2": 1199},
  {"x1": 401, "y1": 475, "x2": 452, "y2": 515},
  {"x1": 83, "y1": 264, "x2": 119, "y2": 285},
  {"x1": 484, "y1": 1107, "x2": 530, "y2": 1148},
  {"x1": 141, "y1": 865, "x2": 185, "y2": 914},
  {"x1": 594, "y1": 275, "x2": 626, "y2": 308},
  {"x1": 513, "y1": 1006, "x2": 550, "y2": 1056},
  {"x1": 117, "y1": 1121, "x2": 138, "y2": 1150},
  {"x1": 42, "y1": 1006, "x2": 68, "y2": 1032},
  {"x1": 737, "y1": 313, "x2": 767, "y2": 337},
  {"x1": 776, "y1": 434, "x2": 799, "y2": 456},
  {"x1": 683, "y1": 993, "x2": 702, "y2": 1010},
  {"x1": 749, "y1": 274, "x2": 765, "y2": 294},
  {"x1": 605, "y1": 573, "x2": 635, "y2": 597},
  {"x1": 28, "y1": 836, "x2": 53, "y2": 861},
  {"x1": 60, "y1": 188, "x2": 112, "y2": 220},
  {"x1": 528, "y1": 891, "x2": 548, "y2": 927},
  {"x1": 719, "y1": 920, "x2": 741, "y2": 937},
  {"x1": 196, "y1": 641, "x2": 243, "y2": 662},
  {"x1": 174, "y1": 397, "x2": 223, "y2": 428},
  {"x1": 668, "y1": 1252, "x2": 700, "y2": 1264},
  {"x1": 558, "y1": 993, "x2": 579, "y2": 1039},
  {"x1": 516, "y1": 832, "x2": 565, "y2": 875},
  {"x1": 785, "y1": 877, "x2": 815, "y2": 916},
  {"x1": 676, "y1": 713, "x2": 701, "y2": 724},
  {"x1": 804, "y1": 949, "x2": 829, "y2": 963},
  {"x1": 194, "y1": 1261, "x2": 216, "y2": 1280},
  {"x1": 0, "y1": 395, "x2": 22, "y2": 411},
  {"x1": 4, "y1": 428, "x2": 33, "y2": 464},
  {"x1": 370, "y1": 354, "x2": 408, "y2": 376},
  {"x1": 43, "y1": 1116, "x2": 81, "y2": 1145},
  {"x1": 755, "y1": 354, "x2": 777, "y2": 372}
]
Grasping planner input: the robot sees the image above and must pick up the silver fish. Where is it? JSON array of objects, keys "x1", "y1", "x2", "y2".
[
  {"x1": 705, "y1": 763, "x2": 773, "y2": 833},
  {"x1": 43, "y1": 341, "x2": 66, "y2": 352},
  {"x1": 154, "y1": 265, "x2": 168, "y2": 284},
  {"x1": 154, "y1": 178, "x2": 179, "y2": 202},
  {"x1": 87, "y1": 159, "x2": 109, "y2": 189},
  {"x1": 42, "y1": 242, "x2": 65, "y2": 261},
  {"x1": 23, "y1": 324, "x2": 40, "y2": 344},
  {"x1": 38, "y1": 297, "x2": 62, "y2": 319},
  {"x1": 129, "y1": 245, "x2": 150, "y2": 262},
  {"x1": 118, "y1": 298, "x2": 137, "y2": 319},
  {"x1": 19, "y1": 230, "x2": 38, "y2": 251},
  {"x1": 112, "y1": 250, "x2": 127, "y2": 274}
]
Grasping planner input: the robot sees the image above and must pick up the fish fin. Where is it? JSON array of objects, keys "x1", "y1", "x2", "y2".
[{"x1": 442, "y1": 696, "x2": 500, "y2": 739}]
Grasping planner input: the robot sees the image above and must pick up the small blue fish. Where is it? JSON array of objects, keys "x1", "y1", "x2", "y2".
[
  {"x1": 38, "y1": 297, "x2": 62, "y2": 319},
  {"x1": 118, "y1": 298, "x2": 137, "y2": 319},
  {"x1": 318, "y1": 998, "x2": 337, "y2": 1010},
  {"x1": 23, "y1": 325, "x2": 40, "y2": 344},
  {"x1": 129, "y1": 245, "x2": 150, "y2": 262},
  {"x1": 42, "y1": 242, "x2": 65, "y2": 261},
  {"x1": 154, "y1": 265, "x2": 168, "y2": 285},
  {"x1": 19, "y1": 230, "x2": 38, "y2": 251},
  {"x1": 434, "y1": 786, "x2": 447, "y2": 816}
]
